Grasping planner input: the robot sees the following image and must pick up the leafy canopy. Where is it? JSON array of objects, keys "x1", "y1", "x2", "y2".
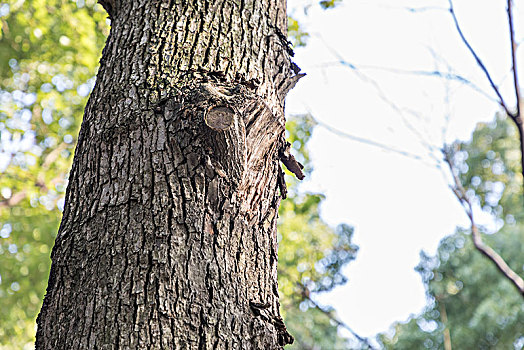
[
  {"x1": 279, "y1": 114, "x2": 358, "y2": 349},
  {"x1": 0, "y1": 1, "x2": 107, "y2": 348}
]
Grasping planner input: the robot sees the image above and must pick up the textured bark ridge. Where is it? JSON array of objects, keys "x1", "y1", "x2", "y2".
[{"x1": 36, "y1": 1, "x2": 303, "y2": 349}]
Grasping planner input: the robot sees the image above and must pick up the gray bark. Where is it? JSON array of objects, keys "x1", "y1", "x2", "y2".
[{"x1": 36, "y1": 0, "x2": 303, "y2": 348}]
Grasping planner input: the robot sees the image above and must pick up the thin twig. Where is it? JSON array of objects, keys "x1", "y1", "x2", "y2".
[
  {"x1": 296, "y1": 282, "x2": 377, "y2": 349},
  {"x1": 278, "y1": 268, "x2": 374, "y2": 348},
  {"x1": 303, "y1": 38, "x2": 451, "y2": 167},
  {"x1": 376, "y1": 4, "x2": 448, "y2": 13},
  {"x1": 313, "y1": 117, "x2": 434, "y2": 165},
  {"x1": 426, "y1": 45, "x2": 500, "y2": 105},
  {"x1": 443, "y1": 148, "x2": 524, "y2": 297},
  {"x1": 448, "y1": 0, "x2": 513, "y2": 118},
  {"x1": 309, "y1": 61, "x2": 497, "y2": 104},
  {"x1": 318, "y1": 37, "x2": 442, "y2": 159},
  {"x1": 364, "y1": 67, "x2": 496, "y2": 104}
]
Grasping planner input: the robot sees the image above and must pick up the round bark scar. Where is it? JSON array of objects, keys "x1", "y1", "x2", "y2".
[{"x1": 205, "y1": 106, "x2": 235, "y2": 131}]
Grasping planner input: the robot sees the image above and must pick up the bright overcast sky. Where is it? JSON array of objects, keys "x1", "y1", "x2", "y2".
[{"x1": 286, "y1": 0, "x2": 523, "y2": 341}]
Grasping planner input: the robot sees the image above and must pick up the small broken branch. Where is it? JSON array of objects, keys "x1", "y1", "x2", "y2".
[
  {"x1": 279, "y1": 141, "x2": 305, "y2": 180},
  {"x1": 443, "y1": 148, "x2": 524, "y2": 297}
]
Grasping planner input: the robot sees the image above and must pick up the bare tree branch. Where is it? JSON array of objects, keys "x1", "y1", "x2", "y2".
[
  {"x1": 504, "y1": 0, "x2": 524, "y2": 196},
  {"x1": 277, "y1": 268, "x2": 375, "y2": 348},
  {"x1": 443, "y1": 148, "x2": 524, "y2": 297},
  {"x1": 437, "y1": 301, "x2": 452, "y2": 350},
  {"x1": 507, "y1": 0, "x2": 521, "y2": 122},
  {"x1": 0, "y1": 173, "x2": 65, "y2": 209},
  {"x1": 41, "y1": 142, "x2": 69, "y2": 169},
  {"x1": 447, "y1": 0, "x2": 513, "y2": 118},
  {"x1": 314, "y1": 9, "x2": 524, "y2": 299},
  {"x1": 448, "y1": 0, "x2": 524, "y2": 195},
  {"x1": 0, "y1": 190, "x2": 27, "y2": 208},
  {"x1": 363, "y1": 67, "x2": 496, "y2": 103}
]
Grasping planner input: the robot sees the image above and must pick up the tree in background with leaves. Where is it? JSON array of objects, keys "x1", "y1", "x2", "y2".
[
  {"x1": 0, "y1": 1, "x2": 358, "y2": 348},
  {"x1": 380, "y1": 115, "x2": 524, "y2": 350},
  {"x1": 279, "y1": 114, "x2": 359, "y2": 349},
  {"x1": 0, "y1": 1, "x2": 107, "y2": 348}
]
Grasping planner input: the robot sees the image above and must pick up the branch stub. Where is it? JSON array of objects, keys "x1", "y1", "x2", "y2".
[{"x1": 205, "y1": 106, "x2": 235, "y2": 131}]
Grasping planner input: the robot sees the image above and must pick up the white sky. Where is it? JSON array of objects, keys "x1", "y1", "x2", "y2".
[{"x1": 286, "y1": 0, "x2": 523, "y2": 341}]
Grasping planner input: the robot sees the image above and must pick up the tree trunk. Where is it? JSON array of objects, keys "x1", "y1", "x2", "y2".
[{"x1": 36, "y1": 0, "x2": 303, "y2": 348}]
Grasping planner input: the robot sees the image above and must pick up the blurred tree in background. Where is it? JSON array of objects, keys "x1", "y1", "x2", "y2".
[
  {"x1": 0, "y1": 1, "x2": 108, "y2": 348},
  {"x1": 380, "y1": 115, "x2": 524, "y2": 350},
  {"x1": 279, "y1": 114, "x2": 359, "y2": 349},
  {"x1": 0, "y1": 1, "x2": 357, "y2": 348}
]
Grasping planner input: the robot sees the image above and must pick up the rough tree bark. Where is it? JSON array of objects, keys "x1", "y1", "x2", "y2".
[{"x1": 36, "y1": 0, "x2": 304, "y2": 348}]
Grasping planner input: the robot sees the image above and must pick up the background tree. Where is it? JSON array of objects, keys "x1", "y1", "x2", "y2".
[
  {"x1": 0, "y1": 1, "x2": 107, "y2": 348},
  {"x1": 278, "y1": 114, "x2": 360, "y2": 349},
  {"x1": 379, "y1": 115, "x2": 524, "y2": 349}
]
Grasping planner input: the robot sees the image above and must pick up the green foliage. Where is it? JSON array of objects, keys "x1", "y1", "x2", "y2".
[
  {"x1": 288, "y1": 16, "x2": 310, "y2": 48},
  {"x1": 288, "y1": 0, "x2": 342, "y2": 48},
  {"x1": 0, "y1": 1, "x2": 108, "y2": 348},
  {"x1": 379, "y1": 115, "x2": 524, "y2": 350},
  {"x1": 319, "y1": 0, "x2": 342, "y2": 9},
  {"x1": 456, "y1": 114, "x2": 523, "y2": 220},
  {"x1": 284, "y1": 304, "x2": 352, "y2": 349},
  {"x1": 279, "y1": 114, "x2": 359, "y2": 349},
  {"x1": 0, "y1": 208, "x2": 58, "y2": 348},
  {"x1": 381, "y1": 228, "x2": 524, "y2": 350}
]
